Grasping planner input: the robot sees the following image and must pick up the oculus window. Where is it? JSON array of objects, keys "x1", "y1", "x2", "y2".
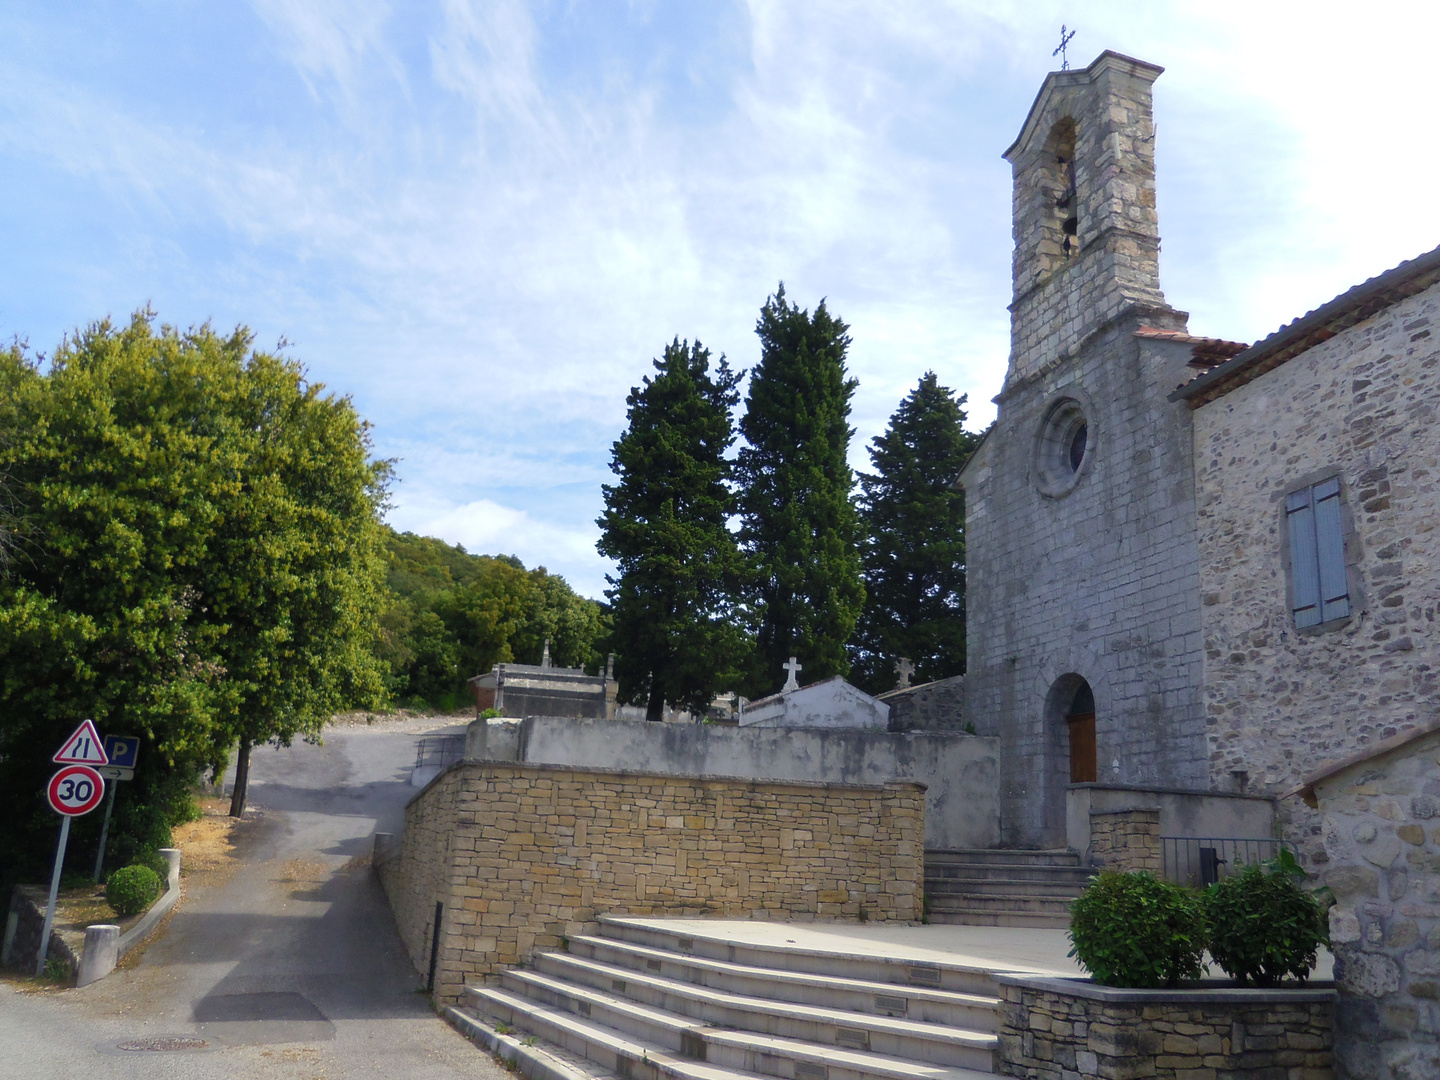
[{"x1": 1286, "y1": 477, "x2": 1350, "y2": 628}]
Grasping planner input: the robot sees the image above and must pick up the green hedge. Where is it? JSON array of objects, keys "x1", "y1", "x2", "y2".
[
  {"x1": 1068, "y1": 871, "x2": 1207, "y2": 988},
  {"x1": 106, "y1": 864, "x2": 161, "y2": 916},
  {"x1": 1068, "y1": 857, "x2": 1329, "y2": 988}
]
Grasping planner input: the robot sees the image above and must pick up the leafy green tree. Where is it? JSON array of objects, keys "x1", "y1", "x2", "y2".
[
  {"x1": 0, "y1": 317, "x2": 252, "y2": 883},
  {"x1": 377, "y1": 530, "x2": 605, "y2": 707},
  {"x1": 214, "y1": 351, "x2": 390, "y2": 816},
  {"x1": 850, "y1": 372, "x2": 980, "y2": 693},
  {"x1": 598, "y1": 338, "x2": 747, "y2": 720},
  {"x1": 737, "y1": 286, "x2": 864, "y2": 697}
]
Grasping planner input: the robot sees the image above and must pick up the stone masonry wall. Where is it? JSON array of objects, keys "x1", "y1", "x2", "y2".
[
  {"x1": 379, "y1": 762, "x2": 924, "y2": 1005},
  {"x1": 1192, "y1": 279, "x2": 1440, "y2": 865},
  {"x1": 1311, "y1": 727, "x2": 1440, "y2": 1079},
  {"x1": 1087, "y1": 807, "x2": 1161, "y2": 873},
  {"x1": 998, "y1": 977, "x2": 1335, "y2": 1080}
]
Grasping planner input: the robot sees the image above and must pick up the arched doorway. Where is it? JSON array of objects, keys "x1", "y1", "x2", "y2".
[{"x1": 1065, "y1": 681, "x2": 1097, "y2": 784}]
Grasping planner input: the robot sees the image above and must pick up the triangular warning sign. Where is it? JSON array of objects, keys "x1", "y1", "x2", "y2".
[{"x1": 54, "y1": 719, "x2": 109, "y2": 765}]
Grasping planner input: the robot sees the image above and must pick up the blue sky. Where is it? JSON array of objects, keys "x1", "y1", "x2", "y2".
[{"x1": 3, "y1": 2, "x2": 1435, "y2": 599}]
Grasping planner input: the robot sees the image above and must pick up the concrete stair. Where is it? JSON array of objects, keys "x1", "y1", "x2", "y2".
[
  {"x1": 450, "y1": 917, "x2": 1002, "y2": 1080},
  {"x1": 924, "y1": 850, "x2": 1093, "y2": 928}
]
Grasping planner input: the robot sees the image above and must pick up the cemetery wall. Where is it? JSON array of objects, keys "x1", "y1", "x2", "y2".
[
  {"x1": 470, "y1": 716, "x2": 999, "y2": 850},
  {"x1": 379, "y1": 761, "x2": 924, "y2": 1005},
  {"x1": 1191, "y1": 278, "x2": 1440, "y2": 866}
]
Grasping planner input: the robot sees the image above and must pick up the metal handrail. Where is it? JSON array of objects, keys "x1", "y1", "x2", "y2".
[
  {"x1": 1160, "y1": 835, "x2": 1287, "y2": 887},
  {"x1": 414, "y1": 734, "x2": 465, "y2": 769}
]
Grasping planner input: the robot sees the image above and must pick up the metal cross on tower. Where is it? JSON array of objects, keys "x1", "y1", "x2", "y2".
[{"x1": 1053, "y1": 24, "x2": 1076, "y2": 71}]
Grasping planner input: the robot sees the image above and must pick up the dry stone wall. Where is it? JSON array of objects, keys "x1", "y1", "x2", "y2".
[
  {"x1": 998, "y1": 976, "x2": 1335, "y2": 1080},
  {"x1": 1310, "y1": 725, "x2": 1440, "y2": 1079},
  {"x1": 379, "y1": 762, "x2": 924, "y2": 1005},
  {"x1": 1192, "y1": 279, "x2": 1440, "y2": 863}
]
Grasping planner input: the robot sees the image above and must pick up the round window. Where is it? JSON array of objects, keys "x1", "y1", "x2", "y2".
[{"x1": 1034, "y1": 397, "x2": 1092, "y2": 497}]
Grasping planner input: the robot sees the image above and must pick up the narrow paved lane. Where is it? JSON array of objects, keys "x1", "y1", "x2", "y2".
[{"x1": 0, "y1": 717, "x2": 504, "y2": 1080}]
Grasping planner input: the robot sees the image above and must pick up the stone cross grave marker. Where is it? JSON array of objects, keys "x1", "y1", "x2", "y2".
[
  {"x1": 782, "y1": 656, "x2": 802, "y2": 693},
  {"x1": 896, "y1": 658, "x2": 915, "y2": 690}
]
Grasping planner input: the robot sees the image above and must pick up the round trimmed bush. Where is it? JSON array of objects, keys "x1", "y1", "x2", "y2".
[
  {"x1": 1068, "y1": 870, "x2": 1207, "y2": 988},
  {"x1": 1204, "y1": 864, "x2": 1327, "y2": 986},
  {"x1": 106, "y1": 864, "x2": 162, "y2": 916}
]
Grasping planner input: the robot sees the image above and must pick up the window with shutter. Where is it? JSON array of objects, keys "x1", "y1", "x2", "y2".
[{"x1": 1286, "y1": 477, "x2": 1351, "y2": 628}]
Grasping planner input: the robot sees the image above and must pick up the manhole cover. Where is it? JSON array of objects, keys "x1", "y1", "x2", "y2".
[{"x1": 117, "y1": 1036, "x2": 210, "y2": 1052}]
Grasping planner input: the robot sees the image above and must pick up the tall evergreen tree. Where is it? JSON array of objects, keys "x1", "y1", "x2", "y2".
[
  {"x1": 850, "y1": 372, "x2": 980, "y2": 694},
  {"x1": 737, "y1": 285, "x2": 864, "y2": 697},
  {"x1": 597, "y1": 339, "x2": 746, "y2": 721}
]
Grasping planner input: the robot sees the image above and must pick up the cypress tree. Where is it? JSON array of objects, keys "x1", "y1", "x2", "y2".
[
  {"x1": 737, "y1": 285, "x2": 864, "y2": 696},
  {"x1": 850, "y1": 371, "x2": 980, "y2": 693},
  {"x1": 597, "y1": 339, "x2": 746, "y2": 721}
]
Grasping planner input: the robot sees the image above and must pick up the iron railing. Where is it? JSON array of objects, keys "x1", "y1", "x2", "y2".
[
  {"x1": 1161, "y1": 836, "x2": 1288, "y2": 887},
  {"x1": 414, "y1": 734, "x2": 465, "y2": 770}
]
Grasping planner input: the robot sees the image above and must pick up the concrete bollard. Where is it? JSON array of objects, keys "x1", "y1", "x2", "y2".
[
  {"x1": 158, "y1": 848, "x2": 181, "y2": 892},
  {"x1": 76, "y1": 924, "x2": 119, "y2": 987}
]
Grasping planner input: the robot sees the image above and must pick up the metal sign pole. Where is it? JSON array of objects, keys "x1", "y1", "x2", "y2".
[
  {"x1": 93, "y1": 781, "x2": 119, "y2": 883},
  {"x1": 36, "y1": 816, "x2": 71, "y2": 977}
]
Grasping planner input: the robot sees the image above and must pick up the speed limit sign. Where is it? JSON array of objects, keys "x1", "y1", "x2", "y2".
[{"x1": 47, "y1": 764, "x2": 106, "y2": 816}]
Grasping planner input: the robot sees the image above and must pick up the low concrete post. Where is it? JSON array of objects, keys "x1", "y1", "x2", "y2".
[
  {"x1": 158, "y1": 848, "x2": 181, "y2": 891},
  {"x1": 76, "y1": 924, "x2": 119, "y2": 987}
]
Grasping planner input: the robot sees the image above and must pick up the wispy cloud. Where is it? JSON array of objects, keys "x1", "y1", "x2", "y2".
[{"x1": 2, "y1": 0, "x2": 1437, "y2": 599}]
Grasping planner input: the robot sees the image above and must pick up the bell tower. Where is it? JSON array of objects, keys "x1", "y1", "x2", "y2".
[{"x1": 1002, "y1": 51, "x2": 1184, "y2": 387}]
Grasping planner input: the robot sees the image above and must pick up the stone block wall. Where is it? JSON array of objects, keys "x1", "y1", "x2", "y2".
[
  {"x1": 1087, "y1": 807, "x2": 1161, "y2": 873},
  {"x1": 1192, "y1": 279, "x2": 1440, "y2": 864},
  {"x1": 379, "y1": 762, "x2": 924, "y2": 1005},
  {"x1": 998, "y1": 976, "x2": 1335, "y2": 1080},
  {"x1": 1310, "y1": 725, "x2": 1440, "y2": 1079}
]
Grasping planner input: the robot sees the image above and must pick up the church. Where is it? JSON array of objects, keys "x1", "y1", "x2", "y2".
[{"x1": 958, "y1": 49, "x2": 1440, "y2": 879}]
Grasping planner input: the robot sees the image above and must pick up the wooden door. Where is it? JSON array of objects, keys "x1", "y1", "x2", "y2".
[{"x1": 1068, "y1": 712, "x2": 1096, "y2": 783}]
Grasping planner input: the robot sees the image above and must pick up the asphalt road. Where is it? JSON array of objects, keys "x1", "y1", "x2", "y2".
[{"x1": 0, "y1": 717, "x2": 506, "y2": 1080}]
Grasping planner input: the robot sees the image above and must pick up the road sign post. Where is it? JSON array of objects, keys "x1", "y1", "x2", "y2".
[
  {"x1": 94, "y1": 736, "x2": 140, "y2": 882},
  {"x1": 37, "y1": 722, "x2": 109, "y2": 976}
]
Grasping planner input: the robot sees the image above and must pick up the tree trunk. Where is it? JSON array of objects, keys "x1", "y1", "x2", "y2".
[
  {"x1": 645, "y1": 692, "x2": 665, "y2": 723},
  {"x1": 229, "y1": 737, "x2": 252, "y2": 817}
]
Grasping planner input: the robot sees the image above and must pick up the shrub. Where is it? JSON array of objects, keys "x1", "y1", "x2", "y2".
[
  {"x1": 106, "y1": 864, "x2": 162, "y2": 916},
  {"x1": 1068, "y1": 871, "x2": 1207, "y2": 988},
  {"x1": 1204, "y1": 861, "x2": 1327, "y2": 986}
]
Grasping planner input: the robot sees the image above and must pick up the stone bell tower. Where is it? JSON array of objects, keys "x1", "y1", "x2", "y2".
[{"x1": 1002, "y1": 51, "x2": 1183, "y2": 387}]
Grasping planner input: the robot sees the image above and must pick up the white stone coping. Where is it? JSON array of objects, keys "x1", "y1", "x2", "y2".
[{"x1": 994, "y1": 972, "x2": 1336, "y2": 1004}]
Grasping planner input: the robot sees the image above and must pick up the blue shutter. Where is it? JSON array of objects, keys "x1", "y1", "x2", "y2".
[
  {"x1": 1286, "y1": 489, "x2": 1321, "y2": 628},
  {"x1": 1313, "y1": 478, "x2": 1350, "y2": 621}
]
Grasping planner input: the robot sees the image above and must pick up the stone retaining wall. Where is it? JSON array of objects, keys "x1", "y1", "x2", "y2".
[
  {"x1": 379, "y1": 761, "x2": 925, "y2": 1004},
  {"x1": 1087, "y1": 807, "x2": 1161, "y2": 873},
  {"x1": 998, "y1": 975, "x2": 1335, "y2": 1080}
]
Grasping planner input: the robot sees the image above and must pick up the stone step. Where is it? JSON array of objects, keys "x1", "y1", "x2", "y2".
[
  {"x1": 597, "y1": 918, "x2": 998, "y2": 997},
  {"x1": 523, "y1": 954, "x2": 998, "y2": 1061},
  {"x1": 565, "y1": 935, "x2": 998, "y2": 1029},
  {"x1": 924, "y1": 877, "x2": 1087, "y2": 897},
  {"x1": 923, "y1": 849, "x2": 1080, "y2": 868},
  {"x1": 926, "y1": 893, "x2": 1075, "y2": 915},
  {"x1": 924, "y1": 865, "x2": 1094, "y2": 884},
  {"x1": 470, "y1": 986, "x2": 997, "y2": 1080}
]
